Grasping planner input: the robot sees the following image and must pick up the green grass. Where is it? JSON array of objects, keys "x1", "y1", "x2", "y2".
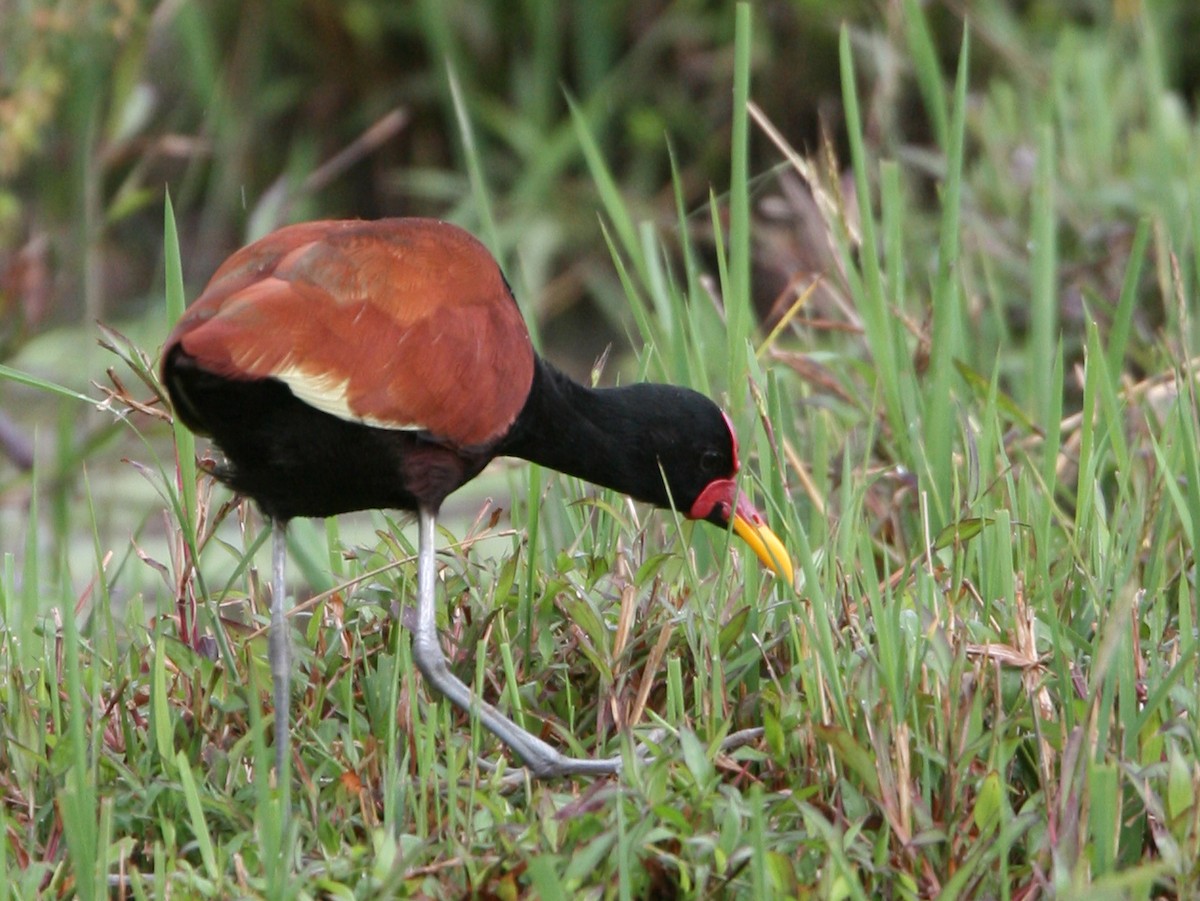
[{"x1": 4, "y1": 1, "x2": 1200, "y2": 897}]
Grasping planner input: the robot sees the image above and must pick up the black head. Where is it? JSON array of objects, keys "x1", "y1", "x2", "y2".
[
  {"x1": 501, "y1": 360, "x2": 793, "y2": 581},
  {"x1": 605, "y1": 383, "x2": 742, "y2": 520},
  {"x1": 626, "y1": 386, "x2": 791, "y2": 581}
]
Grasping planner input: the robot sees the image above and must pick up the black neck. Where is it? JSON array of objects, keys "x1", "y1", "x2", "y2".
[{"x1": 497, "y1": 359, "x2": 670, "y2": 507}]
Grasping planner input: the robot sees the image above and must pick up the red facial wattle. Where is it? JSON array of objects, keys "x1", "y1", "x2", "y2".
[{"x1": 688, "y1": 415, "x2": 793, "y2": 583}]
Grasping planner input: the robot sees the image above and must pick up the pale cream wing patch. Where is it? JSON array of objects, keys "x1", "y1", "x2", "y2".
[{"x1": 272, "y1": 363, "x2": 423, "y2": 431}]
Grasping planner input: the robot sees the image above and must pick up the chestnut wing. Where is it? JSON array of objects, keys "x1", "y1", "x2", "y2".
[{"x1": 165, "y1": 219, "x2": 534, "y2": 449}]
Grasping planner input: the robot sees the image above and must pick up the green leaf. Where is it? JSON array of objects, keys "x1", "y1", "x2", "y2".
[
  {"x1": 176, "y1": 751, "x2": 219, "y2": 880},
  {"x1": 932, "y1": 516, "x2": 992, "y2": 551},
  {"x1": 972, "y1": 771, "x2": 1002, "y2": 833},
  {"x1": 0, "y1": 364, "x2": 94, "y2": 404},
  {"x1": 813, "y1": 724, "x2": 880, "y2": 796},
  {"x1": 953, "y1": 359, "x2": 1037, "y2": 432},
  {"x1": 680, "y1": 727, "x2": 714, "y2": 786},
  {"x1": 718, "y1": 605, "x2": 750, "y2": 656},
  {"x1": 150, "y1": 635, "x2": 174, "y2": 764}
]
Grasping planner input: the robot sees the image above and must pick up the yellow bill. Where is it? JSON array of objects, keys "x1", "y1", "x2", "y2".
[{"x1": 732, "y1": 512, "x2": 794, "y2": 586}]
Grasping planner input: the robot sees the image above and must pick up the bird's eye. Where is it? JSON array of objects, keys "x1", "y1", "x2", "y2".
[{"x1": 700, "y1": 449, "x2": 724, "y2": 475}]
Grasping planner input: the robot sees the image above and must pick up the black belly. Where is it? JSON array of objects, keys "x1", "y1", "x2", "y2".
[{"x1": 163, "y1": 348, "x2": 492, "y2": 520}]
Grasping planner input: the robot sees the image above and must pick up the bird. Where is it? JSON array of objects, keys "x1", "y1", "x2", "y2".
[{"x1": 161, "y1": 217, "x2": 792, "y2": 779}]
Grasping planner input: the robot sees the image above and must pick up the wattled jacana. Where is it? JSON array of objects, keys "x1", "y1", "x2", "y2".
[{"x1": 162, "y1": 218, "x2": 792, "y2": 778}]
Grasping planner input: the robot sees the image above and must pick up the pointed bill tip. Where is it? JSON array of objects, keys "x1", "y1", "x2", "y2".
[{"x1": 731, "y1": 513, "x2": 794, "y2": 587}]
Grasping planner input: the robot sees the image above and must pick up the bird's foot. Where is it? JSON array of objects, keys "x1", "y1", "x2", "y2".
[{"x1": 473, "y1": 725, "x2": 764, "y2": 781}]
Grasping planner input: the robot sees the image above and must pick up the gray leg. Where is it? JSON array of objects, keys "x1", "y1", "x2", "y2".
[
  {"x1": 411, "y1": 506, "x2": 621, "y2": 777},
  {"x1": 270, "y1": 519, "x2": 291, "y2": 778}
]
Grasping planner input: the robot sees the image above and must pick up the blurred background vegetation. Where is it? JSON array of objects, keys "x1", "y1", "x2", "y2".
[
  {"x1": 0, "y1": 0, "x2": 1190, "y2": 343},
  {"x1": 2, "y1": 0, "x2": 855, "y2": 357}
]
